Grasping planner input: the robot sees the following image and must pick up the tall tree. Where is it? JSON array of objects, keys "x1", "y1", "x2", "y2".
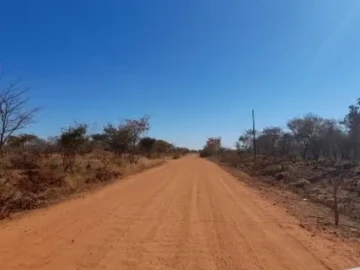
[
  {"x1": 152, "y1": 139, "x2": 173, "y2": 154},
  {"x1": 0, "y1": 78, "x2": 38, "y2": 155},
  {"x1": 205, "y1": 137, "x2": 222, "y2": 155},
  {"x1": 259, "y1": 127, "x2": 282, "y2": 156},
  {"x1": 104, "y1": 116, "x2": 150, "y2": 155},
  {"x1": 287, "y1": 114, "x2": 324, "y2": 159},
  {"x1": 238, "y1": 129, "x2": 255, "y2": 152},
  {"x1": 343, "y1": 98, "x2": 360, "y2": 160},
  {"x1": 279, "y1": 132, "x2": 293, "y2": 157},
  {"x1": 138, "y1": 137, "x2": 156, "y2": 155}
]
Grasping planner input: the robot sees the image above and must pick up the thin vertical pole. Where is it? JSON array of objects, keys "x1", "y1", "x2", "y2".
[{"x1": 252, "y1": 109, "x2": 257, "y2": 160}]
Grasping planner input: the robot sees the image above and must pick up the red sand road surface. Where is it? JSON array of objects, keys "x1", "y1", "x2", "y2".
[{"x1": 0, "y1": 156, "x2": 359, "y2": 269}]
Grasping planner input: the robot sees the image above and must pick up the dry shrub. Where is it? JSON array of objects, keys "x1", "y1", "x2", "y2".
[
  {"x1": 0, "y1": 149, "x2": 165, "y2": 219},
  {"x1": 261, "y1": 164, "x2": 284, "y2": 176},
  {"x1": 64, "y1": 174, "x2": 85, "y2": 190},
  {"x1": 124, "y1": 154, "x2": 140, "y2": 165},
  {"x1": 0, "y1": 187, "x2": 40, "y2": 218},
  {"x1": 0, "y1": 152, "x2": 63, "y2": 218},
  {"x1": 74, "y1": 151, "x2": 123, "y2": 185},
  {"x1": 0, "y1": 171, "x2": 46, "y2": 219},
  {"x1": 17, "y1": 167, "x2": 62, "y2": 192},
  {"x1": 219, "y1": 152, "x2": 243, "y2": 167},
  {"x1": 8, "y1": 151, "x2": 39, "y2": 170},
  {"x1": 199, "y1": 149, "x2": 210, "y2": 158},
  {"x1": 95, "y1": 167, "x2": 121, "y2": 182}
]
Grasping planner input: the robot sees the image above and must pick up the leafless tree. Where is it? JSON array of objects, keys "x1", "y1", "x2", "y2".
[
  {"x1": 0, "y1": 77, "x2": 39, "y2": 156},
  {"x1": 333, "y1": 178, "x2": 340, "y2": 227},
  {"x1": 332, "y1": 166, "x2": 345, "y2": 227}
]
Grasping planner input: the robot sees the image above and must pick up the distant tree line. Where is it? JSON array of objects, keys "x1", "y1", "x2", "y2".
[
  {"x1": 236, "y1": 98, "x2": 360, "y2": 161},
  {"x1": 199, "y1": 137, "x2": 222, "y2": 157},
  {"x1": 0, "y1": 76, "x2": 191, "y2": 174},
  {"x1": 2, "y1": 115, "x2": 190, "y2": 173}
]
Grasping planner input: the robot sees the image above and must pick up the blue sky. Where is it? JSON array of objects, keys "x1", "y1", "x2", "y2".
[{"x1": 1, "y1": 0, "x2": 360, "y2": 149}]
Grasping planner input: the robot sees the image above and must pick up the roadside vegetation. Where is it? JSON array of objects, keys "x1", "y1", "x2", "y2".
[
  {"x1": 0, "y1": 77, "x2": 190, "y2": 219},
  {"x1": 200, "y1": 98, "x2": 360, "y2": 228}
]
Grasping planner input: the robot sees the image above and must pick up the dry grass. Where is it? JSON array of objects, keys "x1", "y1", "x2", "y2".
[
  {"x1": 215, "y1": 151, "x2": 360, "y2": 224},
  {"x1": 217, "y1": 162, "x2": 360, "y2": 242},
  {"x1": 0, "y1": 150, "x2": 164, "y2": 219}
]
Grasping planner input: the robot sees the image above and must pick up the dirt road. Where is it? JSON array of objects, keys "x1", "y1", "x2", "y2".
[{"x1": 0, "y1": 156, "x2": 359, "y2": 270}]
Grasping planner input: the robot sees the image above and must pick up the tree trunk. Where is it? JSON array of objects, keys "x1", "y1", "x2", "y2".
[
  {"x1": 282, "y1": 140, "x2": 286, "y2": 157},
  {"x1": 333, "y1": 179, "x2": 340, "y2": 227},
  {"x1": 354, "y1": 144, "x2": 358, "y2": 161},
  {"x1": 302, "y1": 145, "x2": 308, "y2": 159},
  {"x1": 252, "y1": 110, "x2": 257, "y2": 160},
  {"x1": 313, "y1": 149, "x2": 320, "y2": 161},
  {"x1": 0, "y1": 140, "x2": 4, "y2": 160}
]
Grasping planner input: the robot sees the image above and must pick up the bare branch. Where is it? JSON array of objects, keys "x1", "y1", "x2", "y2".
[{"x1": 0, "y1": 77, "x2": 38, "y2": 154}]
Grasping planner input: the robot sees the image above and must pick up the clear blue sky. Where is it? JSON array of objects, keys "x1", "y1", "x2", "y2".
[{"x1": 1, "y1": 0, "x2": 360, "y2": 149}]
